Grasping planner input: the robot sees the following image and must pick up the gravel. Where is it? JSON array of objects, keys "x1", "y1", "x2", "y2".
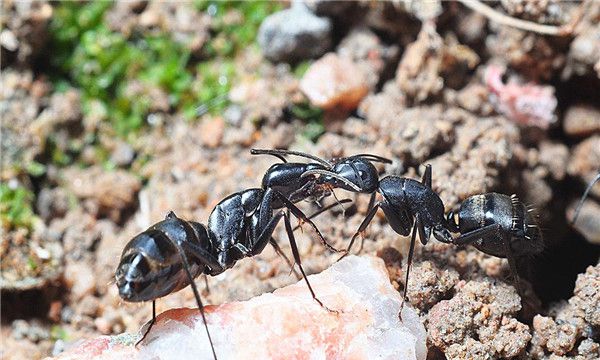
[{"x1": 3, "y1": 2, "x2": 600, "y2": 359}]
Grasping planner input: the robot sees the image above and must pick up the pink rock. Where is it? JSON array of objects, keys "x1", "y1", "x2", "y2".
[
  {"x1": 51, "y1": 256, "x2": 426, "y2": 360},
  {"x1": 484, "y1": 64, "x2": 557, "y2": 129},
  {"x1": 48, "y1": 335, "x2": 138, "y2": 360},
  {"x1": 300, "y1": 53, "x2": 369, "y2": 111}
]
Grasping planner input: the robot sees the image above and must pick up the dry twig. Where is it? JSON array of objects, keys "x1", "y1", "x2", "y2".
[{"x1": 458, "y1": 0, "x2": 584, "y2": 36}]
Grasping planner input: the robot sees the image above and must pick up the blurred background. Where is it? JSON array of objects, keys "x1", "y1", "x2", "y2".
[{"x1": 1, "y1": 1, "x2": 599, "y2": 359}]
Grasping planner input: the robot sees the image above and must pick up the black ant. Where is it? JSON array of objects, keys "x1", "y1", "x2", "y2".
[
  {"x1": 570, "y1": 172, "x2": 600, "y2": 226},
  {"x1": 300, "y1": 158, "x2": 453, "y2": 311},
  {"x1": 296, "y1": 152, "x2": 543, "y2": 309},
  {"x1": 116, "y1": 152, "x2": 350, "y2": 359}
]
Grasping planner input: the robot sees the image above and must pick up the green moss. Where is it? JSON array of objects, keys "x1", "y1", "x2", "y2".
[
  {"x1": 27, "y1": 256, "x2": 39, "y2": 272},
  {"x1": 0, "y1": 184, "x2": 36, "y2": 231},
  {"x1": 196, "y1": 1, "x2": 282, "y2": 57},
  {"x1": 49, "y1": 3, "x2": 195, "y2": 136},
  {"x1": 50, "y1": 326, "x2": 68, "y2": 341},
  {"x1": 194, "y1": 60, "x2": 236, "y2": 115},
  {"x1": 293, "y1": 61, "x2": 312, "y2": 78},
  {"x1": 48, "y1": 1, "x2": 283, "y2": 138},
  {"x1": 25, "y1": 161, "x2": 46, "y2": 177}
]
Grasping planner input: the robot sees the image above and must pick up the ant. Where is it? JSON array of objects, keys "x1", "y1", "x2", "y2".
[
  {"x1": 300, "y1": 158, "x2": 454, "y2": 312},
  {"x1": 116, "y1": 152, "x2": 351, "y2": 359},
  {"x1": 296, "y1": 152, "x2": 543, "y2": 309}
]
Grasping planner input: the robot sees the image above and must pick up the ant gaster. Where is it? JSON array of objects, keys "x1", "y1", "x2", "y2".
[
  {"x1": 116, "y1": 169, "x2": 344, "y2": 358},
  {"x1": 446, "y1": 193, "x2": 544, "y2": 288}
]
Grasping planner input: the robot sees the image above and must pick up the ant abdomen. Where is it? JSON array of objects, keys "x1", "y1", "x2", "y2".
[
  {"x1": 454, "y1": 193, "x2": 543, "y2": 258},
  {"x1": 115, "y1": 215, "x2": 209, "y2": 302}
]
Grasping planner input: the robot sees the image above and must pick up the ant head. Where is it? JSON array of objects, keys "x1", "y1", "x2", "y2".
[
  {"x1": 326, "y1": 157, "x2": 381, "y2": 193},
  {"x1": 115, "y1": 229, "x2": 180, "y2": 302}
]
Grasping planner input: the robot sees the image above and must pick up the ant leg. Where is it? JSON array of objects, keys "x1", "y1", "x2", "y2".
[
  {"x1": 452, "y1": 225, "x2": 523, "y2": 293},
  {"x1": 203, "y1": 275, "x2": 210, "y2": 294},
  {"x1": 178, "y1": 221, "x2": 225, "y2": 273},
  {"x1": 269, "y1": 237, "x2": 301, "y2": 279},
  {"x1": 571, "y1": 172, "x2": 600, "y2": 225},
  {"x1": 135, "y1": 300, "x2": 156, "y2": 346},
  {"x1": 175, "y1": 246, "x2": 218, "y2": 360},
  {"x1": 283, "y1": 211, "x2": 336, "y2": 313},
  {"x1": 417, "y1": 221, "x2": 431, "y2": 246},
  {"x1": 400, "y1": 217, "x2": 419, "y2": 320},
  {"x1": 275, "y1": 191, "x2": 342, "y2": 253},
  {"x1": 421, "y1": 164, "x2": 432, "y2": 188},
  {"x1": 339, "y1": 202, "x2": 381, "y2": 261},
  {"x1": 330, "y1": 190, "x2": 347, "y2": 217},
  {"x1": 180, "y1": 240, "x2": 225, "y2": 274},
  {"x1": 356, "y1": 193, "x2": 377, "y2": 254},
  {"x1": 452, "y1": 224, "x2": 502, "y2": 246},
  {"x1": 503, "y1": 238, "x2": 522, "y2": 293},
  {"x1": 366, "y1": 192, "x2": 376, "y2": 212}
]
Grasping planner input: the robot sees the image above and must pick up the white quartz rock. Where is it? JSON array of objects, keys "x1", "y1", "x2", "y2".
[
  {"x1": 49, "y1": 256, "x2": 426, "y2": 360},
  {"x1": 140, "y1": 255, "x2": 426, "y2": 360}
]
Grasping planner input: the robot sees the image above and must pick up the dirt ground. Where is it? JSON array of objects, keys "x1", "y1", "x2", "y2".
[{"x1": 1, "y1": 1, "x2": 600, "y2": 359}]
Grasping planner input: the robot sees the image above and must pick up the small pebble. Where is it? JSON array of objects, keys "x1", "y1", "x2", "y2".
[
  {"x1": 563, "y1": 103, "x2": 600, "y2": 138},
  {"x1": 95, "y1": 317, "x2": 113, "y2": 335},
  {"x1": 300, "y1": 53, "x2": 369, "y2": 111},
  {"x1": 110, "y1": 142, "x2": 136, "y2": 167},
  {"x1": 258, "y1": 4, "x2": 331, "y2": 63},
  {"x1": 64, "y1": 262, "x2": 97, "y2": 301}
]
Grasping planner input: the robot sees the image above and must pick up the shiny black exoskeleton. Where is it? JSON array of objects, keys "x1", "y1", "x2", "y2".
[
  {"x1": 446, "y1": 193, "x2": 544, "y2": 287},
  {"x1": 272, "y1": 152, "x2": 452, "y2": 313},
  {"x1": 116, "y1": 182, "x2": 338, "y2": 358},
  {"x1": 251, "y1": 148, "x2": 374, "y2": 210},
  {"x1": 447, "y1": 193, "x2": 543, "y2": 258}
]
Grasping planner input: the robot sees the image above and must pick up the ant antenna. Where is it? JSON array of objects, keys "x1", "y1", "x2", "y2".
[
  {"x1": 255, "y1": 151, "x2": 288, "y2": 163},
  {"x1": 571, "y1": 172, "x2": 600, "y2": 225},
  {"x1": 350, "y1": 154, "x2": 393, "y2": 164},
  {"x1": 301, "y1": 169, "x2": 363, "y2": 192},
  {"x1": 251, "y1": 149, "x2": 332, "y2": 168}
]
